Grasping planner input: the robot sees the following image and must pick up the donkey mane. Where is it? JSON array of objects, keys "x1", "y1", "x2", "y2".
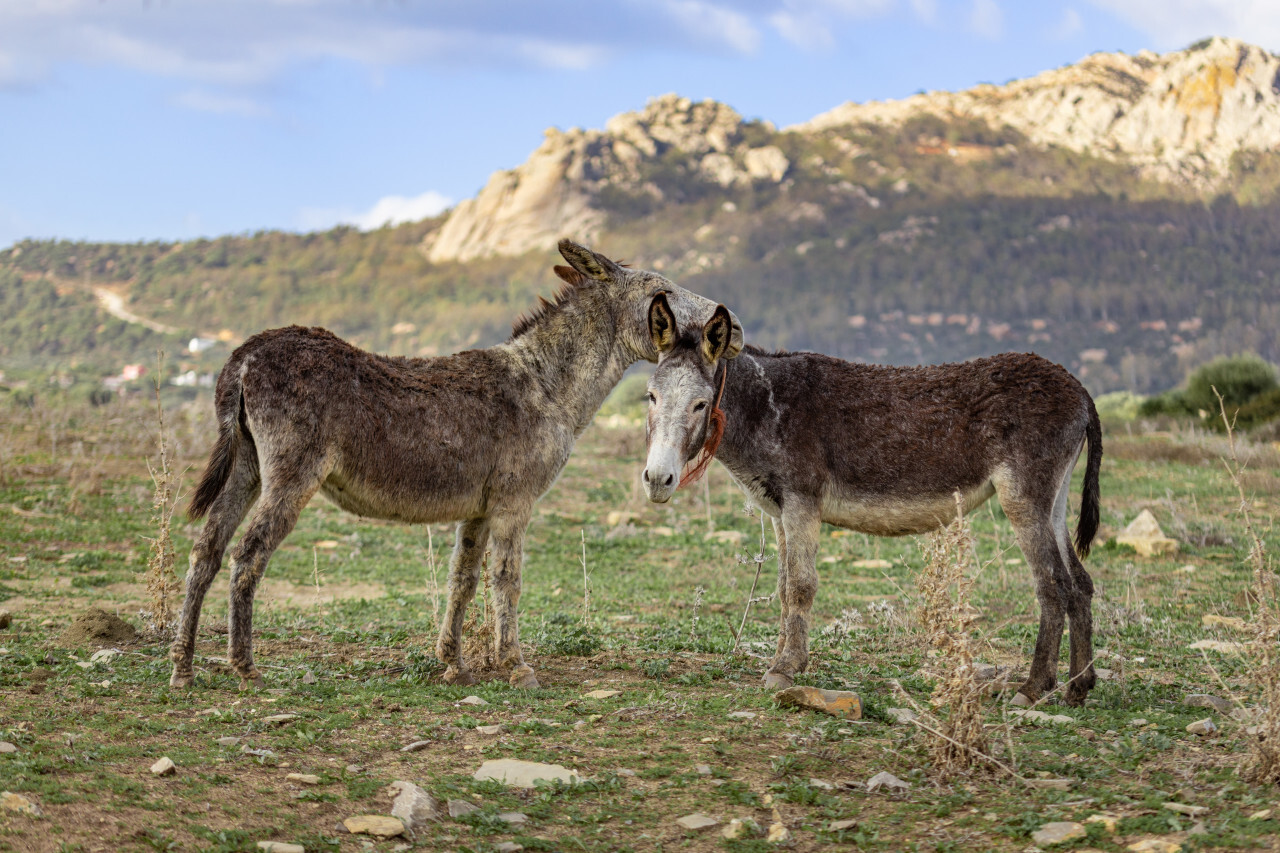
[{"x1": 510, "y1": 261, "x2": 632, "y2": 340}]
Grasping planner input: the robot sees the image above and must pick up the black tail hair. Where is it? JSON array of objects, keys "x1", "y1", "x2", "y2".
[
  {"x1": 1074, "y1": 398, "x2": 1103, "y2": 558},
  {"x1": 188, "y1": 388, "x2": 242, "y2": 521}
]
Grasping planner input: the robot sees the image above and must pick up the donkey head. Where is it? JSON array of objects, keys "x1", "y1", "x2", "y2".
[
  {"x1": 641, "y1": 293, "x2": 736, "y2": 503},
  {"x1": 556, "y1": 239, "x2": 743, "y2": 365}
]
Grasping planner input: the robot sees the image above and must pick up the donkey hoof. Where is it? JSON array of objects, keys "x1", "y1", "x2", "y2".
[
  {"x1": 509, "y1": 665, "x2": 540, "y2": 690},
  {"x1": 238, "y1": 673, "x2": 266, "y2": 691},
  {"x1": 762, "y1": 670, "x2": 794, "y2": 690},
  {"x1": 443, "y1": 667, "x2": 476, "y2": 687},
  {"x1": 169, "y1": 670, "x2": 195, "y2": 689}
]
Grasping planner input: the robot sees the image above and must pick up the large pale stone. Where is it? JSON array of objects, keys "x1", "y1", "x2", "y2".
[
  {"x1": 1116, "y1": 510, "x2": 1178, "y2": 556},
  {"x1": 1, "y1": 791, "x2": 41, "y2": 815},
  {"x1": 775, "y1": 686, "x2": 862, "y2": 719},
  {"x1": 676, "y1": 813, "x2": 718, "y2": 830},
  {"x1": 1032, "y1": 822, "x2": 1087, "y2": 845},
  {"x1": 389, "y1": 781, "x2": 440, "y2": 831},
  {"x1": 342, "y1": 815, "x2": 405, "y2": 838},
  {"x1": 473, "y1": 759, "x2": 580, "y2": 788}
]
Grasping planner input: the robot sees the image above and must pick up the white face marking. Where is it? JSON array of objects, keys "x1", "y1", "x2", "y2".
[{"x1": 642, "y1": 356, "x2": 713, "y2": 503}]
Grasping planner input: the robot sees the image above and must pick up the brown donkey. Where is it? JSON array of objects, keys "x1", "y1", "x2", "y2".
[
  {"x1": 170, "y1": 241, "x2": 742, "y2": 691},
  {"x1": 641, "y1": 296, "x2": 1102, "y2": 706}
]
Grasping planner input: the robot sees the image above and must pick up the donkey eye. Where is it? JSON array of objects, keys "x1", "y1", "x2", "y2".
[
  {"x1": 692, "y1": 401, "x2": 707, "y2": 412},
  {"x1": 647, "y1": 392, "x2": 656, "y2": 404}
]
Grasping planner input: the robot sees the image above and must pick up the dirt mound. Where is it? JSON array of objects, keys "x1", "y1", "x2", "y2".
[{"x1": 60, "y1": 608, "x2": 136, "y2": 646}]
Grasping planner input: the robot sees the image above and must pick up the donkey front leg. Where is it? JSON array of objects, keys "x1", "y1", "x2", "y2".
[
  {"x1": 435, "y1": 518, "x2": 490, "y2": 686},
  {"x1": 764, "y1": 503, "x2": 820, "y2": 690},
  {"x1": 489, "y1": 511, "x2": 539, "y2": 689}
]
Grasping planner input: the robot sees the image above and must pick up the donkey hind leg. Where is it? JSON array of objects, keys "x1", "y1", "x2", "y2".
[
  {"x1": 170, "y1": 443, "x2": 261, "y2": 688},
  {"x1": 764, "y1": 503, "x2": 820, "y2": 690},
  {"x1": 435, "y1": 517, "x2": 490, "y2": 686},
  {"x1": 1008, "y1": 509, "x2": 1075, "y2": 705},
  {"x1": 488, "y1": 510, "x2": 539, "y2": 689},
  {"x1": 764, "y1": 516, "x2": 792, "y2": 688},
  {"x1": 226, "y1": 467, "x2": 326, "y2": 689},
  {"x1": 1056, "y1": 446, "x2": 1097, "y2": 706}
]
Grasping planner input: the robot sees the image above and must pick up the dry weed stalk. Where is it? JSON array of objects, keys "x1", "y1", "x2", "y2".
[
  {"x1": 1213, "y1": 388, "x2": 1280, "y2": 783},
  {"x1": 915, "y1": 492, "x2": 990, "y2": 777},
  {"x1": 426, "y1": 527, "x2": 441, "y2": 629},
  {"x1": 730, "y1": 508, "x2": 774, "y2": 653},
  {"x1": 461, "y1": 551, "x2": 496, "y2": 673},
  {"x1": 139, "y1": 352, "x2": 181, "y2": 638},
  {"x1": 580, "y1": 529, "x2": 592, "y2": 624}
]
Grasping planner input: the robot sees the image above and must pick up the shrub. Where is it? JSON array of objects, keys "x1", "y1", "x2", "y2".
[{"x1": 1184, "y1": 354, "x2": 1277, "y2": 414}]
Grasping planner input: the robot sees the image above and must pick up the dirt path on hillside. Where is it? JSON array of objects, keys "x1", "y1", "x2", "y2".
[{"x1": 93, "y1": 286, "x2": 181, "y2": 335}]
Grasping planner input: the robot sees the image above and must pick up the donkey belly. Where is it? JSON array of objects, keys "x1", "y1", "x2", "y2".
[
  {"x1": 319, "y1": 467, "x2": 485, "y2": 525},
  {"x1": 822, "y1": 481, "x2": 995, "y2": 537}
]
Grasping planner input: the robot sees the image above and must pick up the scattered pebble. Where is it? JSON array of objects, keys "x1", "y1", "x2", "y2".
[
  {"x1": 150, "y1": 757, "x2": 177, "y2": 777},
  {"x1": 726, "y1": 711, "x2": 757, "y2": 720},
  {"x1": 257, "y1": 843, "x2": 305, "y2": 853},
  {"x1": 1027, "y1": 778, "x2": 1074, "y2": 790},
  {"x1": 1126, "y1": 839, "x2": 1181, "y2": 853},
  {"x1": 0, "y1": 742, "x2": 16, "y2": 754},
  {"x1": 809, "y1": 778, "x2": 833, "y2": 790},
  {"x1": 676, "y1": 813, "x2": 719, "y2": 830},
  {"x1": 447, "y1": 799, "x2": 479, "y2": 819},
  {"x1": 301, "y1": 671, "x2": 317, "y2": 685},
  {"x1": 774, "y1": 685, "x2": 862, "y2": 719},
  {"x1": 1249, "y1": 809, "x2": 1272, "y2": 820},
  {"x1": 1184, "y1": 694, "x2": 1232, "y2": 714},
  {"x1": 286, "y1": 773, "x2": 321, "y2": 786},
  {"x1": 89, "y1": 648, "x2": 121, "y2": 664},
  {"x1": 473, "y1": 758, "x2": 579, "y2": 788},
  {"x1": 216, "y1": 737, "x2": 241, "y2": 747},
  {"x1": 830, "y1": 818, "x2": 858, "y2": 831},
  {"x1": 695, "y1": 764, "x2": 712, "y2": 776},
  {"x1": 1011, "y1": 709, "x2": 1075, "y2": 725},
  {"x1": 1129, "y1": 718, "x2": 1150, "y2": 727},
  {"x1": 1201, "y1": 614, "x2": 1247, "y2": 631},
  {"x1": 1162, "y1": 802, "x2": 1208, "y2": 817},
  {"x1": 885, "y1": 708, "x2": 917, "y2": 725},
  {"x1": 458, "y1": 696, "x2": 488, "y2": 706},
  {"x1": 722, "y1": 819, "x2": 749, "y2": 840},
  {"x1": 1186, "y1": 718, "x2": 1217, "y2": 736},
  {"x1": 850, "y1": 559, "x2": 892, "y2": 569},
  {"x1": 1188, "y1": 640, "x2": 1245, "y2": 654},
  {"x1": 476, "y1": 725, "x2": 503, "y2": 736},
  {"x1": 766, "y1": 822, "x2": 791, "y2": 843},
  {"x1": 400, "y1": 740, "x2": 432, "y2": 753},
  {"x1": 866, "y1": 771, "x2": 909, "y2": 793},
  {"x1": 1031, "y1": 822, "x2": 1086, "y2": 846},
  {"x1": 262, "y1": 714, "x2": 299, "y2": 725},
  {"x1": 1010, "y1": 693, "x2": 1032, "y2": 707},
  {"x1": 495, "y1": 843, "x2": 524, "y2": 853},
  {"x1": 346, "y1": 764, "x2": 363, "y2": 774},
  {"x1": 342, "y1": 815, "x2": 404, "y2": 838},
  {"x1": 389, "y1": 781, "x2": 440, "y2": 830},
  {"x1": 497, "y1": 811, "x2": 528, "y2": 827},
  {"x1": 583, "y1": 689, "x2": 620, "y2": 699},
  {"x1": 616, "y1": 769, "x2": 636, "y2": 777},
  {"x1": 1085, "y1": 813, "x2": 1118, "y2": 832},
  {"x1": 1, "y1": 791, "x2": 41, "y2": 815}
]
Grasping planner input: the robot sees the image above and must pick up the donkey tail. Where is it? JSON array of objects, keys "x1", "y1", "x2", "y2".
[
  {"x1": 1074, "y1": 396, "x2": 1103, "y2": 558},
  {"x1": 188, "y1": 370, "x2": 245, "y2": 521}
]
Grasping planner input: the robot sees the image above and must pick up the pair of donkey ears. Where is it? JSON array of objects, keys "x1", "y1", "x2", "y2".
[{"x1": 649, "y1": 292, "x2": 735, "y2": 364}]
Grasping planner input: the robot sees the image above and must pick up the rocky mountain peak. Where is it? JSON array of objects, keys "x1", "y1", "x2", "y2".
[{"x1": 796, "y1": 37, "x2": 1280, "y2": 184}]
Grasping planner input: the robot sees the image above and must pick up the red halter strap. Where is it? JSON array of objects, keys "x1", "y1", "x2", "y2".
[{"x1": 678, "y1": 362, "x2": 728, "y2": 489}]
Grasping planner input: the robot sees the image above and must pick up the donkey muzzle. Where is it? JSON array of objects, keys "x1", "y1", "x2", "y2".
[{"x1": 642, "y1": 444, "x2": 682, "y2": 503}]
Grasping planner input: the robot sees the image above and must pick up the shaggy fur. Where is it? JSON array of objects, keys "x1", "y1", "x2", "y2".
[
  {"x1": 643, "y1": 305, "x2": 1103, "y2": 706},
  {"x1": 170, "y1": 240, "x2": 742, "y2": 691}
]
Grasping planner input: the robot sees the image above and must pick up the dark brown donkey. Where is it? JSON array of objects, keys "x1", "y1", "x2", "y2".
[
  {"x1": 641, "y1": 296, "x2": 1103, "y2": 706},
  {"x1": 170, "y1": 241, "x2": 742, "y2": 691}
]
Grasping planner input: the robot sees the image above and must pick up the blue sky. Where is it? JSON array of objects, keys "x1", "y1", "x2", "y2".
[{"x1": 0, "y1": 0, "x2": 1274, "y2": 248}]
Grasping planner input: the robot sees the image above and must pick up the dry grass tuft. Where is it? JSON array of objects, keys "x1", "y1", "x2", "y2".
[
  {"x1": 1214, "y1": 389, "x2": 1280, "y2": 784},
  {"x1": 139, "y1": 353, "x2": 181, "y2": 638},
  {"x1": 461, "y1": 552, "x2": 496, "y2": 674},
  {"x1": 914, "y1": 492, "x2": 991, "y2": 778}
]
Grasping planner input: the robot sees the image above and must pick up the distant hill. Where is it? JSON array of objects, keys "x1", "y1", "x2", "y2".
[{"x1": 3, "y1": 36, "x2": 1278, "y2": 397}]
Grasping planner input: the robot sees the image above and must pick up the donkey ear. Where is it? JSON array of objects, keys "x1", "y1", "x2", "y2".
[
  {"x1": 701, "y1": 305, "x2": 734, "y2": 364},
  {"x1": 648, "y1": 292, "x2": 678, "y2": 353},
  {"x1": 553, "y1": 265, "x2": 586, "y2": 286},
  {"x1": 558, "y1": 239, "x2": 623, "y2": 282}
]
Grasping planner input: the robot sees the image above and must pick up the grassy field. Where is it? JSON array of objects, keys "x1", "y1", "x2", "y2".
[{"x1": 2, "y1": 392, "x2": 1279, "y2": 852}]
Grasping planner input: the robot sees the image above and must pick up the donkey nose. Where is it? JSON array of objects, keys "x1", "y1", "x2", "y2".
[
  {"x1": 662, "y1": 473, "x2": 674, "y2": 487},
  {"x1": 642, "y1": 468, "x2": 650, "y2": 484}
]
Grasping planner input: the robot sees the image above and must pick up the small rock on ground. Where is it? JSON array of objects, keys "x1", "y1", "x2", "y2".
[
  {"x1": 1031, "y1": 821, "x2": 1087, "y2": 845},
  {"x1": 727, "y1": 711, "x2": 757, "y2": 720},
  {"x1": 866, "y1": 771, "x2": 909, "y2": 792},
  {"x1": 583, "y1": 689, "x2": 620, "y2": 699},
  {"x1": 831, "y1": 818, "x2": 858, "y2": 831},
  {"x1": 1, "y1": 791, "x2": 41, "y2": 815},
  {"x1": 1186, "y1": 718, "x2": 1217, "y2": 736},
  {"x1": 676, "y1": 813, "x2": 719, "y2": 830},
  {"x1": 286, "y1": 773, "x2": 321, "y2": 786},
  {"x1": 0, "y1": 742, "x2": 16, "y2": 754},
  {"x1": 459, "y1": 695, "x2": 489, "y2": 706},
  {"x1": 257, "y1": 843, "x2": 305, "y2": 853},
  {"x1": 767, "y1": 822, "x2": 791, "y2": 843},
  {"x1": 216, "y1": 736, "x2": 241, "y2": 747},
  {"x1": 885, "y1": 708, "x2": 917, "y2": 725},
  {"x1": 774, "y1": 685, "x2": 862, "y2": 719},
  {"x1": 447, "y1": 799, "x2": 479, "y2": 819},
  {"x1": 498, "y1": 811, "x2": 528, "y2": 826},
  {"x1": 262, "y1": 714, "x2": 299, "y2": 725},
  {"x1": 1126, "y1": 839, "x2": 1182, "y2": 853},
  {"x1": 809, "y1": 778, "x2": 833, "y2": 790},
  {"x1": 695, "y1": 764, "x2": 712, "y2": 775},
  {"x1": 389, "y1": 781, "x2": 440, "y2": 830},
  {"x1": 1162, "y1": 802, "x2": 1208, "y2": 817},
  {"x1": 722, "y1": 819, "x2": 753, "y2": 839},
  {"x1": 150, "y1": 757, "x2": 176, "y2": 776},
  {"x1": 1085, "y1": 813, "x2": 1118, "y2": 832},
  {"x1": 476, "y1": 725, "x2": 503, "y2": 736},
  {"x1": 401, "y1": 740, "x2": 432, "y2": 752},
  {"x1": 1026, "y1": 778, "x2": 1074, "y2": 790},
  {"x1": 1250, "y1": 809, "x2": 1273, "y2": 820},
  {"x1": 343, "y1": 815, "x2": 405, "y2": 838},
  {"x1": 495, "y1": 843, "x2": 524, "y2": 853},
  {"x1": 1184, "y1": 694, "x2": 1232, "y2": 714},
  {"x1": 474, "y1": 758, "x2": 579, "y2": 788},
  {"x1": 301, "y1": 671, "x2": 317, "y2": 684}
]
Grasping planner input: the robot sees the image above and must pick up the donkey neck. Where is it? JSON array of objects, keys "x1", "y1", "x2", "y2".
[{"x1": 501, "y1": 290, "x2": 632, "y2": 433}]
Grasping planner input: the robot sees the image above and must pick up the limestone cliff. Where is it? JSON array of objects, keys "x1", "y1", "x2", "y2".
[{"x1": 797, "y1": 37, "x2": 1280, "y2": 185}]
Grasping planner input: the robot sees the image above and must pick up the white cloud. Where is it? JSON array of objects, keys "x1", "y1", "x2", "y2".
[
  {"x1": 767, "y1": 0, "x2": 896, "y2": 50},
  {"x1": 909, "y1": 0, "x2": 939, "y2": 24},
  {"x1": 1052, "y1": 7, "x2": 1084, "y2": 40},
  {"x1": 1084, "y1": 0, "x2": 1280, "y2": 50},
  {"x1": 770, "y1": 10, "x2": 836, "y2": 50},
  {"x1": 175, "y1": 89, "x2": 271, "y2": 118},
  {"x1": 660, "y1": 0, "x2": 761, "y2": 53},
  {"x1": 298, "y1": 190, "x2": 454, "y2": 233},
  {"x1": 968, "y1": 0, "x2": 1004, "y2": 39}
]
